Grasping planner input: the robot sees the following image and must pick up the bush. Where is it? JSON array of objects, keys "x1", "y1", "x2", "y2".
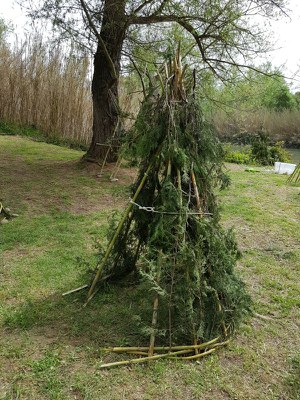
[
  {"x1": 269, "y1": 141, "x2": 291, "y2": 163},
  {"x1": 223, "y1": 143, "x2": 251, "y2": 164},
  {"x1": 223, "y1": 137, "x2": 291, "y2": 166},
  {"x1": 250, "y1": 133, "x2": 291, "y2": 165},
  {"x1": 250, "y1": 132, "x2": 270, "y2": 165},
  {"x1": 225, "y1": 151, "x2": 251, "y2": 164}
]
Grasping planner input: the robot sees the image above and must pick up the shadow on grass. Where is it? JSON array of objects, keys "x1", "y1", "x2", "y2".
[{"x1": 3, "y1": 282, "x2": 152, "y2": 348}]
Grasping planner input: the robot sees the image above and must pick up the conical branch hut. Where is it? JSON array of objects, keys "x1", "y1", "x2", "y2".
[{"x1": 84, "y1": 51, "x2": 251, "y2": 367}]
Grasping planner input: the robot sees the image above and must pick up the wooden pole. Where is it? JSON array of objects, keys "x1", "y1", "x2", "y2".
[
  {"x1": 101, "y1": 337, "x2": 220, "y2": 353},
  {"x1": 99, "y1": 349, "x2": 194, "y2": 369}
]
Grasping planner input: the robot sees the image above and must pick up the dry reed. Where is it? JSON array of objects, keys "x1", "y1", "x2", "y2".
[
  {"x1": 214, "y1": 109, "x2": 300, "y2": 146},
  {"x1": 1, "y1": 35, "x2": 298, "y2": 148},
  {"x1": 0, "y1": 35, "x2": 140, "y2": 147}
]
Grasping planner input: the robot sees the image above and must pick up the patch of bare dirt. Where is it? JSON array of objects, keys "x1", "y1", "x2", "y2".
[{"x1": 0, "y1": 152, "x2": 138, "y2": 216}]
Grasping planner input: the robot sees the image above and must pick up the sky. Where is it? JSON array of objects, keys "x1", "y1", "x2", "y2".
[{"x1": 1, "y1": 0, "x2": 300, "y2": 89}]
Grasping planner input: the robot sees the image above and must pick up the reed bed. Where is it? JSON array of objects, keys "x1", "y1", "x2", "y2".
[
  {"x1": 1, "y1": 35, "x2": 298, "y2": 148},
  {"x1": 214, "y1": 109, "x2": 300, "y2": 146},
  {"x1": 0, "y1": 35, "x2": 139, "y2": 147}
]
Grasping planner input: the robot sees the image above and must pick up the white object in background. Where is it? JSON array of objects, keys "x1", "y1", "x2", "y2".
[{"x1": 274, "y1": 162, "x2": 296, "y2": 175}]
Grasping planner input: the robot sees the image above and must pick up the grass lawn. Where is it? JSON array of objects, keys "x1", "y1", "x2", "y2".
[{"x1": 0, "y1": 135, "x2": 299, "y2": 400}]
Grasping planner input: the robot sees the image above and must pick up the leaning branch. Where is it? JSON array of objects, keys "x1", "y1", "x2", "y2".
[{"x1": 129, "y1": 56, "x2": 147, "y2": 97}]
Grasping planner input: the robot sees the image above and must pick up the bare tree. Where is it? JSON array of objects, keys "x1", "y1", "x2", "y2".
[{"x1": 24, "y1": 0, "x2": 287, "y2": 162}]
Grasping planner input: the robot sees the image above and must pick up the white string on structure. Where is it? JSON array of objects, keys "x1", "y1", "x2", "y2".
[{"x1": 130, "y1": 200, "x2": 213, "y2": 216}]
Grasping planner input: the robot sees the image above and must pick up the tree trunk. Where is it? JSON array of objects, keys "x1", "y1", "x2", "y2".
[{"x1": 85, "y1": 0, "x2": 126, "y2": 163}]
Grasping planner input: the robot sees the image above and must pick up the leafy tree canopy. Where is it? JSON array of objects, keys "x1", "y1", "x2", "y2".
[
  {"x1": 20, "y1": 0, "x2": 288, "y2": 162},
  {"x1": 23, "y1": 0, "x2": 287, "y2": 77},
  {"x1": 213, "y1": 63, "x2": 296, "y2": 112}
]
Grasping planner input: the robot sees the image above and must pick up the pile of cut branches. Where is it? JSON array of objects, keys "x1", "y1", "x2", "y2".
[{"x1": 82, "y1": 50, "x2": 251, "y2": 368}]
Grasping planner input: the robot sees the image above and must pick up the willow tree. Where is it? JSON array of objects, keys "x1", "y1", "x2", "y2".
[{"x1": 25, "y1": 0, "x2": 286, "y2": 162}]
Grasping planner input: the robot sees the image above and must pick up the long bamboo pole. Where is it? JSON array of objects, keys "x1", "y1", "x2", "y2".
[
  {"x1": 99, "y1": 344, "x2": 223, "y2": 369},
  {"x1": 86, "y1": 146, "x2": 162, "y2": 303},
  {"x1": 100, "y1": 337, "x2": 219, "y2": 353},
  {"x1": 99, "y1": 349, "x2": 195, "y2": 369},
  {"x1": 178, "y1": 347, "x2": 216, "y2": 360}
]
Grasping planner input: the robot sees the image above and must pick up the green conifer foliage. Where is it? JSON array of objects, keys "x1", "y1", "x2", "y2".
[{"x1": 88, "y1": 53, "x2": 251, "y2": 346}]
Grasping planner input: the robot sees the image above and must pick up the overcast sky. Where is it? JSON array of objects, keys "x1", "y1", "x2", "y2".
[{"x1": 1, "y1": 0, "x2": 300, "y2": 89}]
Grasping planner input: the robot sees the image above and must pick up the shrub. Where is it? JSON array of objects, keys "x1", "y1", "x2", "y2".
[
  {"x1": 225, "y1": 151, "x2": 251, "y2": 164},
  {"x1": 269, "y1": 141, "x2": 291, "y2": 163},
  {"x1": 250, "y1": 132, "x2": 270, "y2": 165},
  {"x1": 250, "y1": 133, "x2": 291, "y2": 165},
  {"x1": 223, "y1": 143, "x2": 251, "y2": 164}
]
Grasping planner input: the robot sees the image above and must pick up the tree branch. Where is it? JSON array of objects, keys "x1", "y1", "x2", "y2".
[
  {"x1": 129, "y1": 56, "x2": 146, "y2": 98},
  {"x1": 133, "y1": 0, "x2": 155, "y2": 15},
  {"x1": 152, "y1": 0, "x2": 169, "y2": 16},
  {"x1": 129, "y1": 14, "x2": 205, "y2": 25}
]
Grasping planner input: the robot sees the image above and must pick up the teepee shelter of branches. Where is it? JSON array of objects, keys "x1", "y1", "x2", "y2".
[{"x1": 84, "y1": 52, "x2": 251, "y2": 368}]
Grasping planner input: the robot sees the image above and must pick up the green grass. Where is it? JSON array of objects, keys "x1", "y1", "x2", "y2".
[
  {"x1": 0, "y1": 136, "x2": 299, "y2": 399},
  {"x1": 0, "y1": 120, "x2": 88, "y2": 151}
]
